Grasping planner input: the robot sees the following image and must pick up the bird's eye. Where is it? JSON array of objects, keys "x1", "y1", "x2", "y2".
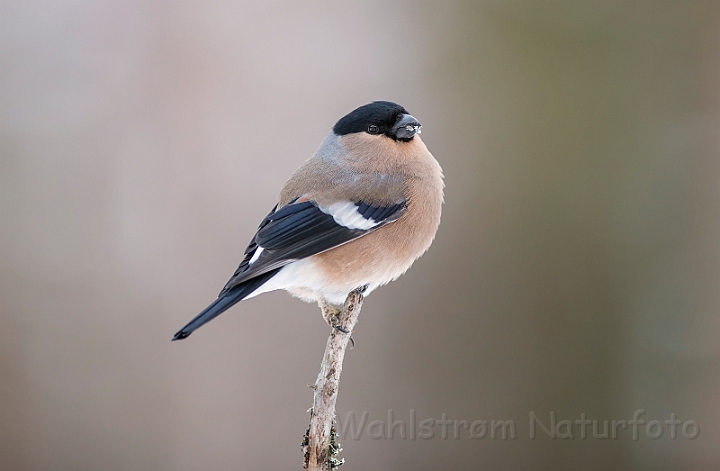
[{"x1": 367, "y1": 124, "x2": 380, "y2": 134}]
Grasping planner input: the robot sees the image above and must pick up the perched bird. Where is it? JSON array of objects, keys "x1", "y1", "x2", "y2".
[{"x1": 173, "y1": 101, "x2": 443, "y2": 340}]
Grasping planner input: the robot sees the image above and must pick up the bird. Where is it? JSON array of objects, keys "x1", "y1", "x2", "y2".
[{"x1": 173, "y1": 101, "x2": 443, "y2": 340}]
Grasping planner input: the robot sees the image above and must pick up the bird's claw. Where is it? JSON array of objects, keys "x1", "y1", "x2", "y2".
[
  {"x1": 333, "y1": 325, "x2": 355, "y2": 348},
  {"x1": 319, "y1": 300, "x2": 342, "y2": 328}
]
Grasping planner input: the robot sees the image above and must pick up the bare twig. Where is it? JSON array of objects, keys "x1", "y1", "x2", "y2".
[{"x1": 302, "y1": 290, "x2": 364, "y2": 470}]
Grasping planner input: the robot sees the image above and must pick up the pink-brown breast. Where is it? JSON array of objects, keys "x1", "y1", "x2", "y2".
[{"x1": 280, "y1": 134, "x2": 444, "y2": 291}]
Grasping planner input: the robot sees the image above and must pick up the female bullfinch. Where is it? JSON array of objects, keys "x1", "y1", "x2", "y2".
[{"x1": 173, "y1": 101, "x2": 443, "y2": 340}]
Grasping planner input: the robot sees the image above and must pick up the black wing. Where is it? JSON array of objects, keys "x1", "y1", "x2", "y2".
[{"x1": 219, "y1": 198, "x2": 406, "y2": 296}]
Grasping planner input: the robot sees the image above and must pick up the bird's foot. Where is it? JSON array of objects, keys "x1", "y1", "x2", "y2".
[
  {"x1": 318, "y1": 298, "x2": 355, "y2": 348},
  {"x1": 333, "y1": 325, "x2": 355, "y2": 348},
  {"x1": 318, "y1": 298, "x2": 342, "y2": 327}
]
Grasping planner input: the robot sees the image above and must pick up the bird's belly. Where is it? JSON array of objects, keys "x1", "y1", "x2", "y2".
[{"x1": 244, "y1": 258, "x2": 370, "y2": 305}]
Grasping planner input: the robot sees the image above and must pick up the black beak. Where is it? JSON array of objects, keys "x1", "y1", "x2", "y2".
[{"x1": 392, "y1": 114, "x2": 422, "y2": 141}]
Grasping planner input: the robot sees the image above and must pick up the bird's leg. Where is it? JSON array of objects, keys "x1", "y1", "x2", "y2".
[
  {"x1": 318, "y1": 297, "x2": 342, "y2": 328},
  {"x1": 318, "y1": 297, "x2": 355, "y2": 347}
]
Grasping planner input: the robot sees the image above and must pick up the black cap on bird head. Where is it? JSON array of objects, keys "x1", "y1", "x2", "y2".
[{"x1": 333, "y1": 101, "x2": 422, "y2": 141}]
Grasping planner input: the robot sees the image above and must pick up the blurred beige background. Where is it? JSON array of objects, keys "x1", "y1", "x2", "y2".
[{"x1": 2, "y1": 1, "x2": 720, "y2": 470}]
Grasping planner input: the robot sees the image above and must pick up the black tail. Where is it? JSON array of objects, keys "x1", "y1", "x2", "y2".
[{"x1": 172, "y1": 269, "x2": 280, "y2": 340}]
